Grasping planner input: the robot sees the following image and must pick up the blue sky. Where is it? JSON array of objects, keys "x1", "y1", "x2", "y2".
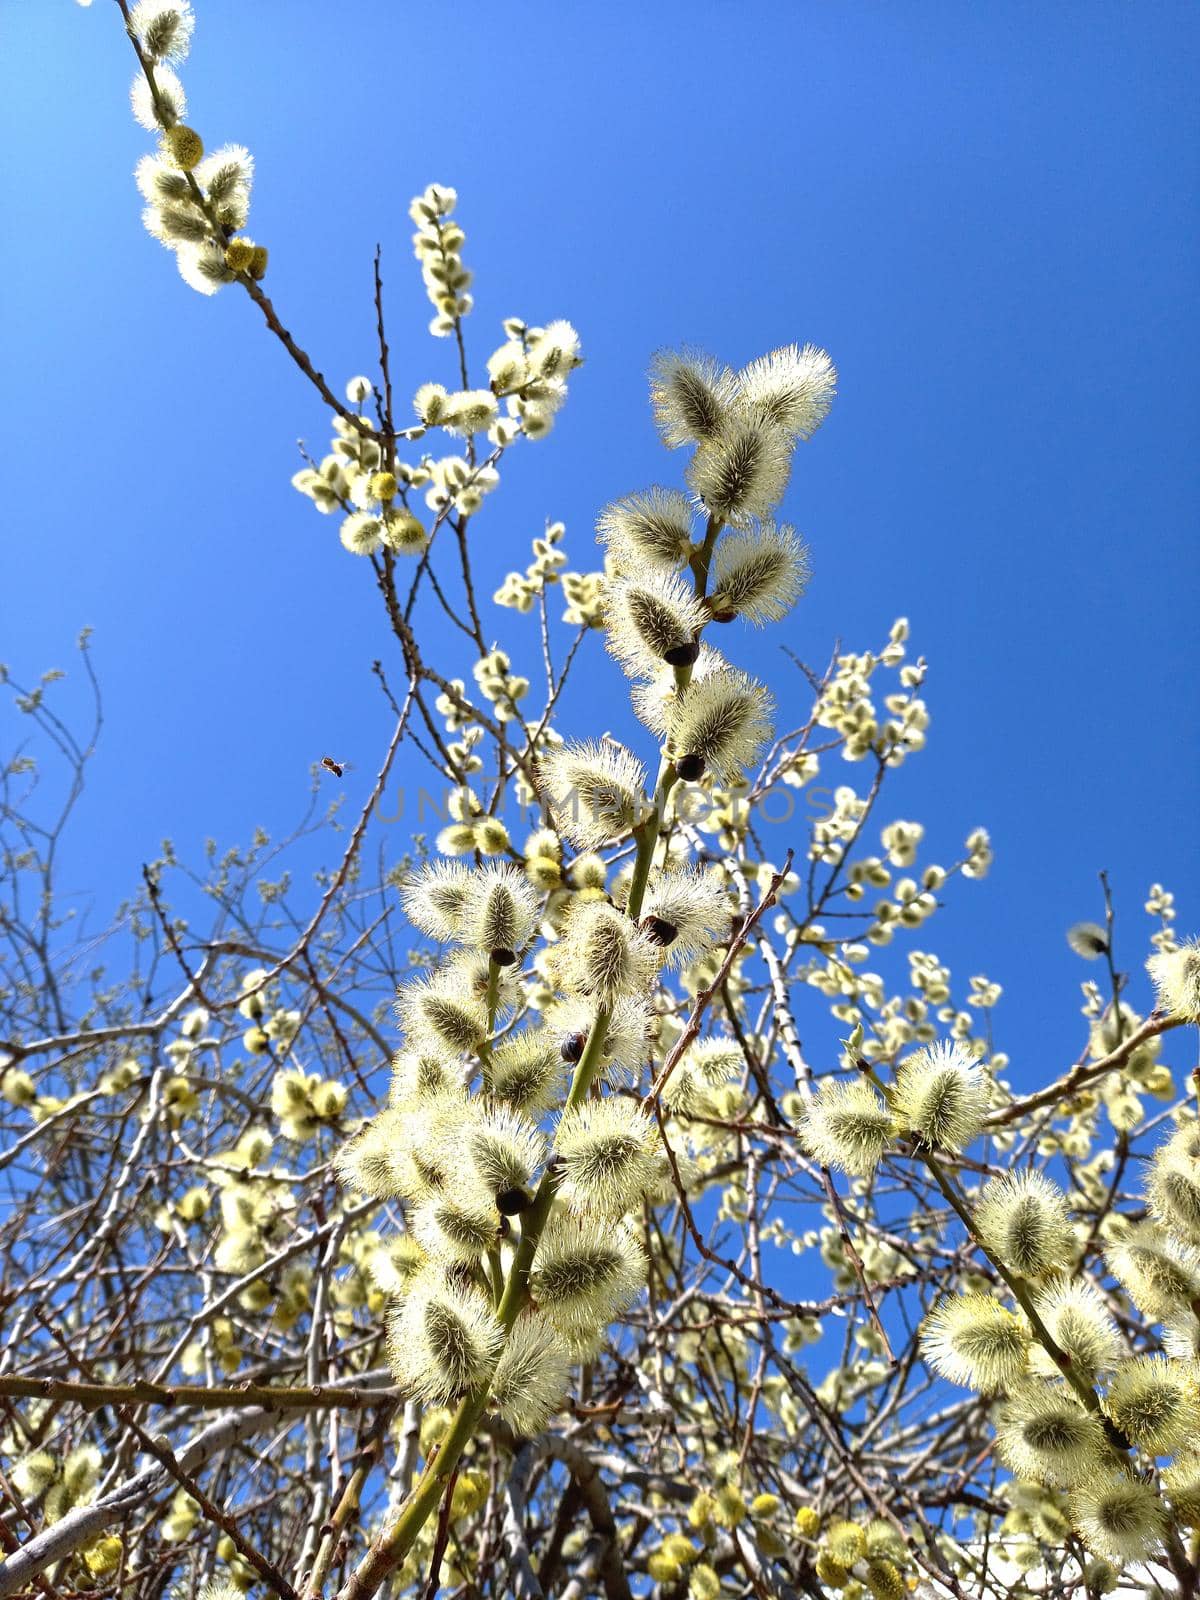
[{"x1": 1, "y1": 1, "x2": 1197, "y2": 1088}]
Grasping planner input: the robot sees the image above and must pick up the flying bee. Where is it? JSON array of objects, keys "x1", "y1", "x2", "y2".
[{"x1": 321, "y1": 756, "x2": 350, "y2": 778}]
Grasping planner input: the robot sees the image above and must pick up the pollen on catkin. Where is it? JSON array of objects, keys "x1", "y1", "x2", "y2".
[
  {"x1": 162, "y1": 123, "x2": 203, "y2": 171},
  {"x1": 1069, "y1": 1472, "x2": 1165, "y2": 1564},
  {"x1": 665, "y1": 667, "x2": 774, "y2": 784},
  {"x1": 823, "y1": 1520, "x2": 866, "y2": 1566},
  {"x1": 973, "y1": 1170, "x2": 1074, "y2": 1279},
  {"x1": 892, "y1": 1040, "x2": 988, "y2": 1152},
  {"x1": 597, "y1": 487, "x2": 695, "y2": 572},
  {"x1": 797, "y1": 1078, "x2": 893, "y2": 1176},
  {"x1": 708, "y1": 521, "x2": 811, "y2": 625},
  {"x1": 814, "y1": 1551, "x2": 852, "y2": 1589},
  {"x1": 1146, "y1": 938, "x2": 1200, "y2": 1019},
  {"x1": 734, "y1": 342, "x2": 837, "y2": 440},
  {"x1": 920, "y1": 1293, "x2": 1029, "y2": 1391},
  {"x1": 555, "y1": 1096, "x2": 660, "y2": 1218},
  {"x1": 540, "y1": 740, "x2": 648, "y2": 850},
  {"x1": 224, "y1": 237, "x2": 255, "y2": 273},
  {"x1": 794, "y1": 1506, "x2": 820, "y2": 1538},
  {"x1": 386, "y1": 1274, "x2": 504, "y2": 1403},
  {"x1": 649, "y1": 349, "x2": 738, "y2": 447}
]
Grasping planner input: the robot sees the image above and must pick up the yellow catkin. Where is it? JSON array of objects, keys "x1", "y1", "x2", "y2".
[
  {"x1": 825, "y1": 1519, "x2": 867, "y2": 1567},
  {"x1": 687, "y1": 1491, "x2": 715, "y2": 1530},
  {"x1": 713, "y1": 1484, "x2": 747, "y2": 1527},
  {"x1": 224, "y1": 238, "x2": 255, "y2": 272},
  {"x1": 647, "y1": 1551, "x2": 681, "y2": 1583},
  {"x1": 866, "y1": 1559, "x2": 905, "y2": 1600},
  {"x1": 163, "y1": 123, "x2": 203, "y2": 170},
  {"x1": 815, "y1": 1551, "x2": 852, "y2": 1589}
]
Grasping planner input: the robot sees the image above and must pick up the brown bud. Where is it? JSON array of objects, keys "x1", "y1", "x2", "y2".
[
  {"x1": 640, "y1": 915, "x2": 678, "y2": 947},
  {"x1": 663, "y1": 637, "x2": 700, "y2": 668}
]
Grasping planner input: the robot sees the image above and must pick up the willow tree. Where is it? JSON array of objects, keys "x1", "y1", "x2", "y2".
[{"x1": 1, "y1": 4, "x2": 1198, "y2": 1599}]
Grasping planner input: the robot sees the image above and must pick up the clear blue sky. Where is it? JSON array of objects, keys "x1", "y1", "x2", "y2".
[{"x1": 1, "y1": 1, "x2": 1197, "y2": 1086}]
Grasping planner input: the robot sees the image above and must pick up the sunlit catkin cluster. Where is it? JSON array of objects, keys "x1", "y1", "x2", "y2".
[
  {"x1": 335, "y1": 343, "x2": 838, "y2": 1430},
  {"x1": 34, "y1": 4, "x2": 1200, "y2": 1594},
  {"x1": 915, "y1": 1116, "x2": 1200, "y2": 1569},
  {"x1": 793, "y1": 940, "x2": 1200, "y2": 1578},
  {"x1": 551, "y1": 343, "x2": 835, "y2": 820},
  {"x1": 121, "y1": 2, "x2": 263, "y2": 295},
  {"x1": 336, "y1": 861, "x2": 647, "y2": 1429},
  {"x1": 290, "y1": 187, "x2": 582, "y2": 561}
]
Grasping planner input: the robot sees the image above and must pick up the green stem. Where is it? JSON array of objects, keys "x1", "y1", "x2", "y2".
[
  {"x1": 341, "y1": 1388, "x2": 487, "y2": 1600},
  {"x1": 626, "y1": 760, "x2": 678, "y2": 923},
  {"x1": 689, "y1": 513, "x2": 724, "y2": 598},
  {"x1": 484, "y1": 956, "x2": 502, "y2": 1029}
]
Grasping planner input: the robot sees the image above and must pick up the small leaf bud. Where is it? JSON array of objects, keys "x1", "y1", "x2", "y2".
[{"x1": 561, "y1": 1031, "x2": 586, "y2": 1064}]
